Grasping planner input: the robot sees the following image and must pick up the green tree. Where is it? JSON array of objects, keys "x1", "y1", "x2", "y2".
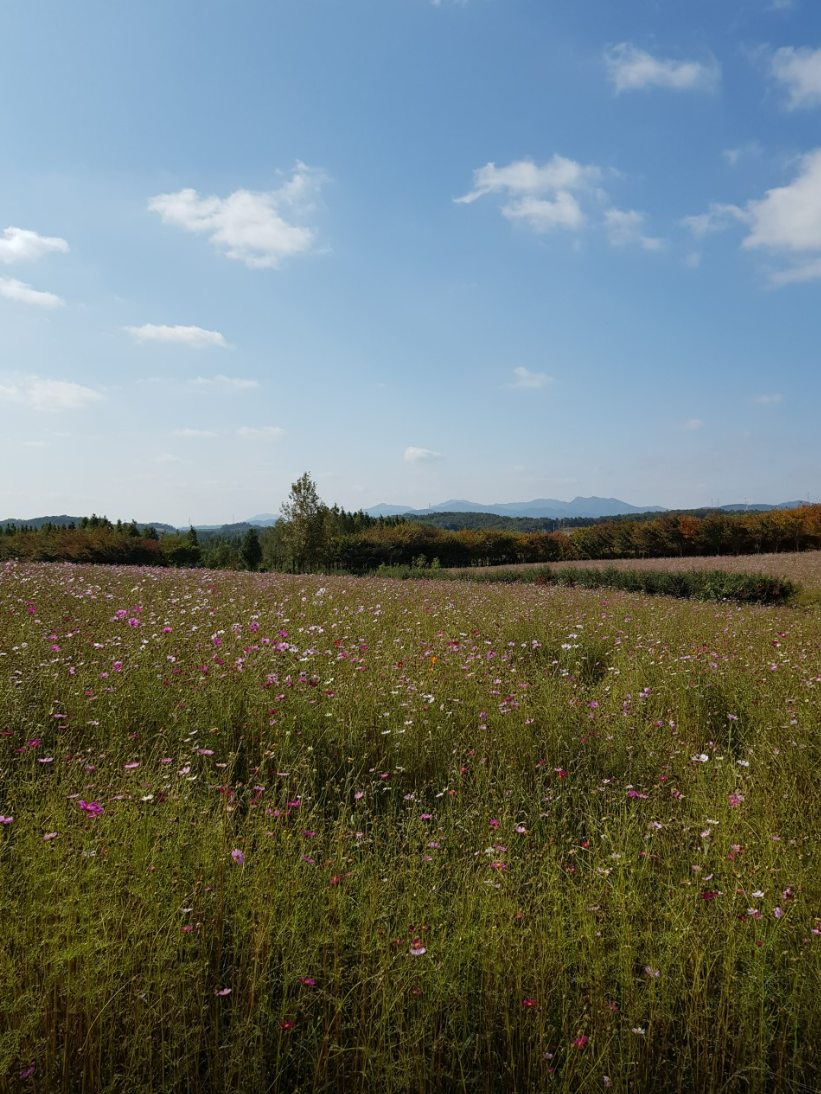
[
  {"x1": 278, "y1": 472, "x2": 328, "y2": 572},
  {"x1": 240, "y1": 526, "x2": 263, "y2": 571}
]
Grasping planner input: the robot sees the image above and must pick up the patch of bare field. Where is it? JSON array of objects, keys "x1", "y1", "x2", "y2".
[{"x1": 461, "y1": 550, "x2": 821, "y2": 591}]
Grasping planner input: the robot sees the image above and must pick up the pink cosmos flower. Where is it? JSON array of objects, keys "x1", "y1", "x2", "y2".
[
  {"x1": 0, "y1": 816, "x2": 13, "y2": 824},
  {"x1": 78, "y1": 800, "x2": 103, "y2": 817},
  {"x1": 215, "y1": 988, "x2": 231, "y2": 996},
  {"x1": 231, "y1": 849, "x2": 244, "y2": 865}
]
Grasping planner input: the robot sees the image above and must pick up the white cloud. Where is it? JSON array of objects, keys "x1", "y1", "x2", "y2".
[
  {"x1": 754, "y1": 393, "x2": 783, "y2": 404},
  {"x1": 604, "y1": 208, "x2": 665, "y2": 250},
  {"x1": 456, "y1": 156, "x2": 604, "y2": 234},
  {"x1": 0, "y1": 277, "x2": 64, "y2": 308},
  {"x1": 604, "y1": 43, "x2": 720, "y2": 94},
  {"x1": 722, "y1": 142, "x2": 762, "y2": 167},
  {"x1": 743, "y1": 151, "x2": 821, "y2": 250},
  {"x1": 190, "y1": 374, "x2": 259, "y2": 391},
  {"x1": 684, "y1": 418, "x2": 704, "y2": 430},
  {"x1": 768, "y1": 258, "x2": 821, "y2": 284},
  {"x1": 0, "y1": 227, "x2": 69, "y2": 264},
  {"x1": 0, "y1": 376, "x2": 103, "y2": 412},
  {"x1": 770, "y1": 46, "x2": 821, "y2": 109},
  {"x1": 149, "y1": 163, "x2": 325, "y2": 269},
  {"x1": 502, "y1": 193, "x2": 585, "y2": 232},
  {"x1": 404, "y1": 446, "x2": 443, "y2": 463},
  {"x1": 681, "y1": 203, "x2": 749, "y2": 238},
  {"x1": 172, "y1": 428, "x2": 218, "y2": 438},
  {"x1": 236, "y1": 426, "x2": 284, "y2": 438},
  {"x1": 508, "y1": 367, "x2": 552, "y2": 390},
  {"x1": 684, "y1": 151, "x2": 821, "y2": 283},
  {"x1": 126, "y1": 324, "x2": 228, "y2": 349},
  {"x1": 457, "y1": 157, "x2": 603, "y2": 204}
]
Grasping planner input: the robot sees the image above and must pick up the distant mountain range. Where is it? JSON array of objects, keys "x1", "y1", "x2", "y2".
[
  {"x1": 364, "y1": 497, "x2": 812, "y2": 520},
  {"x1": 2, "y1": 499, "x2": 812, "y2": 535},
  {"x1": 366, "y1": 496, "x2": 666, "y2": 519}
]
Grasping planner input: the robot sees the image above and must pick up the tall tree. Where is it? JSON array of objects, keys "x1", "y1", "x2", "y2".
[
  {"x1": 278, "y1": 472, "x2": 327, "y2": 571},
  {"x1": 240, "y1": 526, "x2": 263, "y2": 571}
]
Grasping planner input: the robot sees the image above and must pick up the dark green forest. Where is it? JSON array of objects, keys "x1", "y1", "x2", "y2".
[{"x1": 2, "y1": 477, "x2": 820, "y2": 572}]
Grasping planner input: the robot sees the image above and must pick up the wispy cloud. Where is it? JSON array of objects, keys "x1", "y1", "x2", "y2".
[
  {"x1": 0, "y1": 227, "x2": 69, "y2": 264},
  {"x1": 172, "y1": 428, "x2": 218, "y2": 438},
  {"x1": 508, "y1": 367, "x2": 552, "y2": 390},
  {"x1": 456, "y1": 156, "x2": 603, "y2": 234},
  {"x1": 126, "y1": 324, "x2": 228, "y2": 349},
  {"x1": 149, "y1": 163, "x2": 326, "y2": 269},
  {"x1": 190, "y1": 374, "x2": 259, "y2": 391},
  {"x1": 681, "y1": 202, "x2": 748, "y2": 238},
  {"x1": 770, "y1": 46, "x2": 821, "y2": 109},
  {"x1": 0, "y1": 376, "x2": 103, "y2": 412},
  {"x1": 604, "y1": 208, "x2": 665, "y2": 250},
  {"x1": 722, "y1": 142, "x2": 762, "y2": 167},
  {"x1": 404, "y1": 446, "x2": 443, "y2": 463},
  {"x1": 237, "y1": 426, "x2": 284, "y2": 438},
  {"x1": 754, "y1": 393, "x2": 783, "y2": 404},
  {"x1": 457, "y1": 157, "x2": 661, "y2": 252},
  {"x1": 604, "y1": 43, "x2": 720, "y2": 94},
  {"x1": 684, "y1": 418, "x2": 704, "y2": 430},
  {"x1": 0, "y1": 277, "x2": 64, "y2": 308}
]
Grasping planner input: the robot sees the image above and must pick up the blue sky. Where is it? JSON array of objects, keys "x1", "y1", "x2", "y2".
[{"x1": 2, "y1": 0, "x2": 820, "y2": 523}]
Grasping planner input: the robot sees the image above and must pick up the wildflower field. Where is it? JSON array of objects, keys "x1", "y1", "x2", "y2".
[{"x1": 2, "y1": 562, "x2": 821, "y2": 1094}]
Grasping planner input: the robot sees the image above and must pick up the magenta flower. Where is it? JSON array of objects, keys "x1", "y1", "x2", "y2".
[
  {"x1": 298, "y1": 977, "x2": 316, "y2": 986},
  {"x1": 0, "y1": 816, "x2": 13, "y2": 825},
  {"x1": 488, "y1": 818, "x2": 500, "y2": 829},
  {"x1": 574, "y1": 1035, "x2": 588, "y2": 1049},
  {"x1": 231, "y1": 849, "x2": 244, "y2": 865},
  {"x1": 215, "y1": 987, "x2": 231, "y2": 996},
  {"x1": 112, "y1": 661, "x2": 123, "y2": 672},
  {"x1": 78, "y1": 800, "x2": 103, "y2": 817},
  {"x1": 522, "y1": 998, "x2": 536, "y2": 1007},
  {"x1": 43, "y1": 832, "x2": 58, "y2": 841},
  {"x1": 774, "y1": 906, "x2": 783, "y2": 919}
]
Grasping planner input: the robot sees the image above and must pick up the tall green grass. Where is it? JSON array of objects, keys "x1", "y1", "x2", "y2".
[
  {"x1": 377, "y1": 562, "x2": 798, "y2": 605},
  {"x1": 1, "y1": 562, "x2": 820, "y2": 1092}
]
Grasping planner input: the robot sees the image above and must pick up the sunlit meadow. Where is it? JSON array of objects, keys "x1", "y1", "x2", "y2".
[{"x1": 2, "y1": 561, "x2": 821, "y2": 1093}]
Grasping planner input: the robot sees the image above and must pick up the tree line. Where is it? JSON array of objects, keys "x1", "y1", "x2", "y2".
[{"x1": 2, "y1": 476, "x2": 820, "y2": 572}]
